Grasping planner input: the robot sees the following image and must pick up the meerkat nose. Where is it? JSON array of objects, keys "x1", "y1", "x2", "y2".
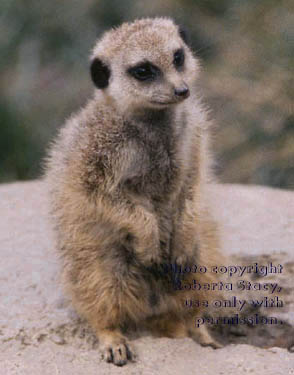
[{"x1": 174, "y1": 86, "x2": 190, "y2": 98}]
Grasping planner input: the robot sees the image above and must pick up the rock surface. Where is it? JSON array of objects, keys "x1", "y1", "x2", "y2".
[{"x1": 0, "y1": 181, "x2": 293, "y2": 374}]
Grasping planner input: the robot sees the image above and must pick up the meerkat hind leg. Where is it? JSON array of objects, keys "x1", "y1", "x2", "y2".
[{"x1": 145, "y1": 313, "x2": 188, "y2": 338}]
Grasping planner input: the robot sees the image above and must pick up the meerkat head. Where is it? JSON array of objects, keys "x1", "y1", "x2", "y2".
[{"x1": 90, "y1": 18, "x2": 200, "y2": 115}]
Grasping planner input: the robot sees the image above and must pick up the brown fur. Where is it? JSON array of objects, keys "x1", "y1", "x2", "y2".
[{"x1": 45, "y1": 17, "x2": 224, "y2": 366}]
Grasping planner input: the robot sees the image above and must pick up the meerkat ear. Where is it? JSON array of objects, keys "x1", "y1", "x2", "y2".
[
  {"x1": 178, "y1": 26, "x2": 190, "y2": 46},
  {"x1": 90, "y1": 58, "x2": 111, "y2": 89}
]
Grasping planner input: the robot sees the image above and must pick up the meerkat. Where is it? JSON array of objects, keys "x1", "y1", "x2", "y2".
[{"x1": 45, "y1": 17, "x2": 224, "y2": 366}]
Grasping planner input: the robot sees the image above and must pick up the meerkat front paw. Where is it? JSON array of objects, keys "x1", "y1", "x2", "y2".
[
  {"x1": 134, "y1": 231, "x2": 161, "y2": 266},
  {"x1": 172, "y1": 250, "x2": 195, "y2": 269},
  {"x1": 137, "y1": 244, "x2": 162, "y2": 266}
]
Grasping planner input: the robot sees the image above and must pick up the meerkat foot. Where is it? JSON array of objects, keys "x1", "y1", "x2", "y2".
[
  {"x1": 99, "y1": 330, "x2": 136, "y2": 366},
  {"x1": 191, "y1": 325, "x2": 223, "y2": 349},
  {"x1": 101, "y1": 341, "x2": 135, "y2": 366}
]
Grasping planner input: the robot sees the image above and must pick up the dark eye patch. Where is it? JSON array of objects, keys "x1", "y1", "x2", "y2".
[
  {"x1": 173, "y1": 49, "x2": 185, "y2": 70},
  {"x1": 90, "y1": 58, "x2": 111, "y2": 89},
  {"x1": 127, "y1": 62, "x2": 161, "y2": 82}
]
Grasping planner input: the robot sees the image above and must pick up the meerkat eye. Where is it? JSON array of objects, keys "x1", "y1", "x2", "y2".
[
  {"x1": 128, "y1": 62, "x2": 159, "y2": 82},
  {"x1": 173, "y1": 49, "x2": 185, "y2": 69}
]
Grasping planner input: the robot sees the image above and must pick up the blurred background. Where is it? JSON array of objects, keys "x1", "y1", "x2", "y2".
[{"x1": 1, "y1": 0, "x2": 293, "y2": 188}]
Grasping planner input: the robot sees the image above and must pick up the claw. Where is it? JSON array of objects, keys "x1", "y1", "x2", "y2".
[{"x1": 101, "y1": 342, "x2": 136, "y2": 366}]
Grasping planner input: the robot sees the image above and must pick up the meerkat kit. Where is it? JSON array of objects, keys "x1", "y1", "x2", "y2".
[{"x1": 45, "y1": 17, "x2": 224, "y2": 366}]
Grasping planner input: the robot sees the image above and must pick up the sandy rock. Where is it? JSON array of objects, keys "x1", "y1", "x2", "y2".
[{"x1": 0, "y1": 181, "x2": 293, "y2": 374}]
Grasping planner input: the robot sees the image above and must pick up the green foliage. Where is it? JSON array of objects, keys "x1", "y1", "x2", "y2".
[
  {"x1": 0, "y1": 0, "x2": 293, "y2": 188},
  {"x1": 0, "y1": 100, "x2": 42, "y2": 180}
]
